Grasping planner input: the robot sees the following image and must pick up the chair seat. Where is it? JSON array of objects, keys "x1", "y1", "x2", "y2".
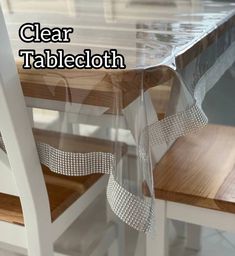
[
  {"x1": 0, "y1": 129, "x2": 126, "y2": 225},
  {"x1": 154, "y1": 124, "x2": 235, "y2": 214}
]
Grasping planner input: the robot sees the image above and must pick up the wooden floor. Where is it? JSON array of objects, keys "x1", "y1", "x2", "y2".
[{"x1": 154, "y1": 124, "x2": 235, "y2": 214}]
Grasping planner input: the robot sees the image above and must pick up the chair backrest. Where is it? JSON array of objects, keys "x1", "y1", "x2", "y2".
[{"x1": 0, "y1": 6, "x2": 52, "y2": 252}]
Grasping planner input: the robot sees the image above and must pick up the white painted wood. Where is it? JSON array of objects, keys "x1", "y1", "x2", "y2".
[
  {"x1": 0, "y1": 7, "x2": 53, "y2": 255},
  {"x1": 134, "y1": 233, "x2": 146, "y2": 256},
  {"x1": 106, "y1": 203, "x2": 118, "y2": 256},
  {"x1": 0, "y1": 165, "x2": 18, "y2": 195},
  {"x1": 122, "y1": 91, "x2": 158, "y2": 143},
  {"x1": 54, "y1": 252, "x2": 73, "y2": 256},
  {"x1": 67, "y1": 112, "x2": 126, "y2": 129},
  {"x1": 172, "y1": 220, "x2": 185, "y2": 238},
  {"x1": 66, "y1": 0, "x2": 76, "y2": 17},
  {"x1": 27, "y1": 108, "x2": 34, "y2": 127},
  {"x1": 0, "y1": 0, "x2": 11, "y2": 13},
  {"x1": 58, "y1": 112, "x2": 74, "y2": 134},
  {"x1": 146, "y1": 199, "x2": 169, "y2": 256},
  {"x1": 186, "y1": 224, "x2": 201, "y2": 251},
  {"x1": 167, "y1": 202, "x2": 235, "y2": 233},
  {"x1": 25, "y1": 97, "x2": 109, "y2": 116},
  {"x1": 0, "y1": 241, "x2": 27, "y2": 256},
  {"x1": 88, "y1": 223, "x2": 117, "y2": 256},
  {"x1": 0, "y1": 149, "x2": 10, "y2": 173},
  {"x1": 0, "y1": 241, "x2": 72, "y2": 256},
  {"x1": 0, "y1": 221, "x2": 26, "y2": 248},
  {"x1": 0, "y1": 149, "x2": 18, "y2": 196},
  {"x1": 0, "y1": 6, "x2": 117, "y2": 255},
  {"x1": 145, "y1": 200, "x2": 235, "y2": 256},
  {"x1": 52, "y1": 175, "x2": 108, "y2": 241}
]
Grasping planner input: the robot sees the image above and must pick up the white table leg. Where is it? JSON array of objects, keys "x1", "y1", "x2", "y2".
[
  {"x1": 106, "y1": 202, "x2": 125, "y2": 256},
  {"x1": 172, "y1": 220, "x2": 185, "y2": 238},
  {"x1": 186, "y1": 224, "x2": 201, "y2": 251},
  {"x1": 146, "y1": 200, "x2": 169, "y2": 256}
]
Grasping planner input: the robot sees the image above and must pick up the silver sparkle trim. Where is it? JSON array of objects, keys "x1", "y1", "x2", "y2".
[
  {"x1": 37, "y1": 142, "x2": 115, "y2": 176},
  {"x1": 107, "y1": 172, "x2": 154, "y2": 233},
  {"x1": 147, "y1": 103, "x2": 208, "y2": 146}
]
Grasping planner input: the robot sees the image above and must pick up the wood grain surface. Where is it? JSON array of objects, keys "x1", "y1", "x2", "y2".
[
  {"x1": 154, "y1": 124, "x2": 235, "y2": 213},
  {"x1": 16, "y1": 10, "x2": 234, "y2": 117},
  {"x1": 18, "y1": 64, "x2": 173, "y2": 106}
]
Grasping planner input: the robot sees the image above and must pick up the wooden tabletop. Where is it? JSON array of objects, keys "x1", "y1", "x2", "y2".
[
  {"x1": 1, "y1": 0, "x2": 235, "y2": 109},
  {"x1": 155, "y1": 124, "x2": 235, "y2": 214},
  {"x1": 18, "y1": 64, "x2": 175, "y2": 112},
  {"x1": 3, "y1": 0, "x2": 235, "y2": 69}
]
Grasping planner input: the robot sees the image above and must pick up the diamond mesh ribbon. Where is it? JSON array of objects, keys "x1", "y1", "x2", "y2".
[
  {"x1": 0, "y1": 138, "x2": 115, "y2": 175},
  {"x1": 37, "y1": 142, "x2": 115, "y2": 176},
  {"x1": 147, "y1": 103, "x2": 208, "y2": 146},
  {"x1": 107, "y1": 172, "x2": 154, "y2": 233}
]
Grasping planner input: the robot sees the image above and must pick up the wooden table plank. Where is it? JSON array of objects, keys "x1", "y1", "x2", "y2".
[
  {"x1": 18, "y1": 63, "x2": 174, "y2": 114},
  {"x1": 1, "y1": 1, "x2": 233, "y2": 115},
  {"x1": 154, "y1": 125, "x2": 235, "y2": 213}
]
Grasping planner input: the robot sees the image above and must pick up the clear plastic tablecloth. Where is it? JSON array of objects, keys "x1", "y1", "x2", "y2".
[{"x1": 1, "y1": 0, "x2": 235, "y2": 233}]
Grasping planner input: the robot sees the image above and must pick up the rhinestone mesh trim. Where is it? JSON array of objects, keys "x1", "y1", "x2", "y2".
[
  {"x1": 107, "y1": 172, "x2": 154, "y2": 233},
  {"x1": 36, "y1": 142, "x2": 115, "y2": 176},
  {"x1": 0, "y1": 138, "x2": 115, "y2": 175},
  {"x1": 147, "y1": 103, "x2": 208, "y2": 146}
]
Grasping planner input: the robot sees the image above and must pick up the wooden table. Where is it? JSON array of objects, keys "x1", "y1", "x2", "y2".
[
  {"x1": 146, "y1": 124, "x2": 235, "y2": 256},
  {"x1": 2, "y1": 0, "x2": 235, "y2": 237},
  {"x1": 2, "y1": 0, "x2": 234, "y2": 114}
]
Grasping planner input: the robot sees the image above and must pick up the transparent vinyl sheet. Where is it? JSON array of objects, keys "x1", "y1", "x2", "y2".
[
  {"x1": 1, "y1": 33, "x2": 235, "y2": 234},
  {"x1": 1, "y1": 0, "x2": 235, "y2": 233},
  {"x1": 106, "y1": 32, "x2": 235, "y2": 232},
  {"x1": 31, "y1": 69, "x2": 156, "y2": 233},
  {"x1": 14, "y1": 65, "x2": 209, "y2": 232}
]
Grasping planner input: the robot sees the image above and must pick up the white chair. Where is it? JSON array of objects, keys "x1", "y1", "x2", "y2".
[
  {"x1": 0, "y1": 7, "x2": 122, "y2": 256},
  {"x1": 146, "y1": 124, "x2": 235, "y2": 256}
]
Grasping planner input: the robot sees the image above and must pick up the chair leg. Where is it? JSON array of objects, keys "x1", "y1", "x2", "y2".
[
  {"x1": 172, "y1": 220, "x2": 185, "y2": 238},
  {"x1": 25, "y1": 220, "x2": 53, "y2": 256},
  {"x1": 146, "y1": 199, "x2": 169, "y2": 256},
  {"x1": 27, "y1": 236, "x2": 53, "y2": 256},
  {"x1": 186, "y1": 224, "x2": 201, "y2": 251},
  {"x1": 106, "y1": 201, "x2": 125, "y2": 256}
]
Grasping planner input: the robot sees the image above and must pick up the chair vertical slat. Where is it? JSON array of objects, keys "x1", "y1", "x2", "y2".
[{"x1": 0, "y1": 7, "x2": 53, "y2": 255}]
